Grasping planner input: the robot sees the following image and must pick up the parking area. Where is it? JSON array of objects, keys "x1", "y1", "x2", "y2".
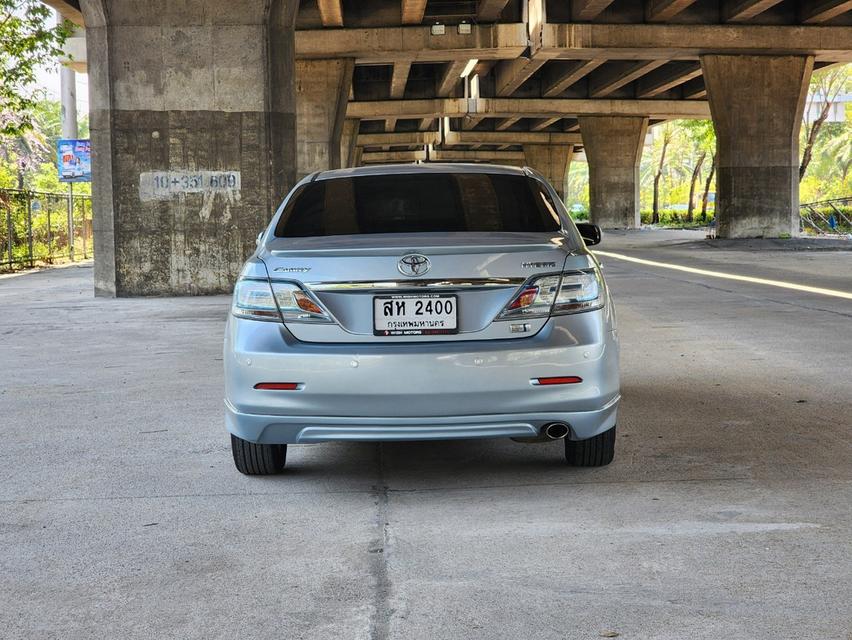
[{"x1": 2, "y1": 230, "x2": 851, "y2": 639}]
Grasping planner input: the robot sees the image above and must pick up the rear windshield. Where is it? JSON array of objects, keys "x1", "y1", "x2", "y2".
[{"x1": 274, "y1": 173, "x2": 562, "y2": 237}]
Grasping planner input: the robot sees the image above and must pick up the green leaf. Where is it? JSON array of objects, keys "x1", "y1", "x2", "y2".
[{"x1": 1, "y1": 0, "x2": 70, "y2": 139}]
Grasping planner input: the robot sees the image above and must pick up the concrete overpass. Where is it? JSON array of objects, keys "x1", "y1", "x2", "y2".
[{"x1": 45, "y1": 0, "x2": 852, "y2": 295}]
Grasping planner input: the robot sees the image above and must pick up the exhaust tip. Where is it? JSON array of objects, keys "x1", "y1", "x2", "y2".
[{"x1": 543, "y1": 422, "x2": 570, "y2": 440}]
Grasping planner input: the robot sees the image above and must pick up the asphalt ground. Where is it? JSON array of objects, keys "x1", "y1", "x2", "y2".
[{"x1": 1, "y1": 229, "x2": 850, "y2": 639}]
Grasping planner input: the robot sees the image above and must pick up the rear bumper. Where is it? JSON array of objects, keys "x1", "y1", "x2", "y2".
[
  {"x1": 224, "y1": 309, "x2": 620, "y2": 444},
  {"x1": 225, "y1": 395, "x2": 619, "y2": 444}
]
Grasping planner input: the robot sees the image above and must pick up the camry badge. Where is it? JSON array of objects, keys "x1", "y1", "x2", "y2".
[
  {"x1": 398, "y1": 254, "x2": 431, "y2": 277},
  {"x1": 274, "y1": 266, "x2": 311, "y2": 273}
]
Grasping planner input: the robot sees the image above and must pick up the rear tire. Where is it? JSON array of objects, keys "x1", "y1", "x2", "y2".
[
  {"x1": 564, "y1": 425, "x2": 616, "y2": 467},
  {"x1": 231, "y1": 434, "x2": 287, "y2": 475}
]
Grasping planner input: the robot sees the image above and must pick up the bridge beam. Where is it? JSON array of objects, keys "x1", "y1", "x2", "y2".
[{"x1": 346, "y1": 98, "x2": 710, "y2": 120}]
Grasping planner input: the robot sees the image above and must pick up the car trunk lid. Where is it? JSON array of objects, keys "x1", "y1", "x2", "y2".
[{"x1": 260, "y1": 232, "x2": 577, "y2": 343}]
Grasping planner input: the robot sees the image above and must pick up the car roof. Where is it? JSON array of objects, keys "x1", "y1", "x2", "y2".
[{"x1": 314, "y1": 163, "x2": 529, "y2": 181}]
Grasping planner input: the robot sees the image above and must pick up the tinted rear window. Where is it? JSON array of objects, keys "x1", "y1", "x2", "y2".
[{"x1": 275, "y1": 173, "x2": 561, "y2": 237}]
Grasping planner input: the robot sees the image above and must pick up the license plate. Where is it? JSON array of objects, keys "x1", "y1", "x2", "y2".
[{"x1": 373, "y1": 294, "x2": 458, "y2": 336}]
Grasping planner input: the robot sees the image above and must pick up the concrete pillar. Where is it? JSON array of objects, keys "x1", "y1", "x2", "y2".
[
  {"x1": 80, "y1": 0, "x2": 297, "y2": 296},
  {"x1": 57, "y1": 10, "x2": 78, "y2": 139},
  {"x1": 59, "y1": 66, "x2": 78, "y2": 139},
  {"x1": 340, "y1": 119, "x2": 360, "y2": 169},
  {"x1": 296, "y1": 59, "x2": 354, "y2": 178},
  {"x1": 701, "y1": 55, "x2": 813, "y2": 238},
  {"x1": 523, "y1": 144, "x2": 573, "y2": 201},
  {"x1": 579, "y1": 116, "x2": 648, "y2": 229}
]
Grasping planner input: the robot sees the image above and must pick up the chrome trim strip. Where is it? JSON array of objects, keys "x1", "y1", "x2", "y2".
[{"x1": 305, "y1": 277, "x2": 526, "y2": 292}]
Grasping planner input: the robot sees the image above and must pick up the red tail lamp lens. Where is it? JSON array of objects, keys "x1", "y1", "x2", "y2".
[
  {"x1": 254, "y1": 382, "x2": 300, "y2": 390},
  {"x1": 534, "y1": 376, "x2": 583, "y2": 385},
  {"x1": 507, "y1": 285, "x2": 540, "y2": 310}
]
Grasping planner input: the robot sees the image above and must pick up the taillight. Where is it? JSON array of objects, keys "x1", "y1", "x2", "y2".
[
  {"x1": 231, "y1": 278, "x2": 333, "y2": 323},
  {"x1": 496, "y1": 275, "x2": 560, "y2": 319},
  {"x1": 552, "y1": 270, "x2": 604, "y2": 314},
  {"x1": 232, "y1": 279, "x2": 282, "y2": 321},
  {"x1": 272, "y1": 281, "x2": 333, "y2": 322},
  {"x1": 496, "y1": 269, "x2": 603, "y2": 320},
  {"x1": 506, "y1": 285, "x2": 541, "y2": 310}
]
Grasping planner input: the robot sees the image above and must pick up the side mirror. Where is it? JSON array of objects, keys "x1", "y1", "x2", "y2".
[
  {"x1": 255, "y1": 231, "x2": 263, "y2": 247},
  {"x1": 576, "y1": 223, "x2": 602, "y2": 246}
]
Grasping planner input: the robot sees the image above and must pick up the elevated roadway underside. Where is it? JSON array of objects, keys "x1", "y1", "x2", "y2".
[{"x1": 42, "y1": 0, "x2": 852, "y2": 292}]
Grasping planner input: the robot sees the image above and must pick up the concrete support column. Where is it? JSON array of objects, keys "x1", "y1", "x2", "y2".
[
  {"x1": 296, "y1": 59, "x2": 354, "y2": 178},
  {"x1": 57, "y1": 10, "x2": 78, "y2": 139},
  {"x1": 81, "y1": 0, "x2": 297, "y2": 296},
  {"x1": 701, "y1": 55, "x2": 813, "y2": 238},
  {"x1": 60, "y1": 66, "x2": 78, "y2": 139},
  {"x1": 340, "y1": 119, "x2": 360, "y2": 169},
  {"x1": 523, "y1": 144, "x2": 573, "y2": 201},
  {"x1": 579, "y1": 116, "x2": 648, "y2": 229}
]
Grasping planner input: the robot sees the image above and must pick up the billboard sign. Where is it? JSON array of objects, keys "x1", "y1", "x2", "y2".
[{"x1": 57, "y1": 139, "x2": 91, "y2": 183}]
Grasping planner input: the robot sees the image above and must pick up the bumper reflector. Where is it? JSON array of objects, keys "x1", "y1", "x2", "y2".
[
  {"x1": 532, "y1": 376, "x2": 583, "y2": 386},
  {"x1": 254, "y1": 382, "x2": 301, "y2": 390}
]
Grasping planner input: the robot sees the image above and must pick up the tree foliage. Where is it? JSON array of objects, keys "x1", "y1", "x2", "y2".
[
  {"x1": 636, "y1": 120, "x2": 712, "y2": 224},
  {"x1": 1, "y1": 0, "x2": 70, "y2": 138},
  {"x1": 680, "y1": 119, "x2": 715, "y2": 222},
  {"x1": 0, "y1": 97, "x2": 90, "y2": 193},
  {"x1": 651, "y1": 123, "x2": 673, "y2": 224},
  {"x1": 800, "y1": 65, "x2": 850, "y2": 181}
]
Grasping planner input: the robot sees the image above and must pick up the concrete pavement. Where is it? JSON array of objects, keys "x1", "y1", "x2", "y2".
[{"x1": 1, "y1": 231, "x2": 851, "y2": 639}]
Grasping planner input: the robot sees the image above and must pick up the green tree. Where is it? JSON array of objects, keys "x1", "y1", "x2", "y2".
[
  {"x1": 800, "y1": 65, "x2": 851, "y2": 181},
  {"x1": 641, "y1": 122, "x2": 693, "y2": 222},
  {"x1": 1, "y1": 0, "x2": 70, "y2": 137},
  {"x1": 651, "y1": 124, "x2": 673, "y2": 224},
  {"x1": 699, "y1": 153, "x2": 716, "y2": 222},
  {"x1": 680, "y1": 119, "x2": 715, "y2": 222},
  {"x1": 0, "y1": 99, "x2": 61, "y2": 189},
  {"x1": 566, "y1": 161, "x2": 590, "y2": 217},
  {"x1": 824, "y1": 125, "x2": 852, "y2": 183}
]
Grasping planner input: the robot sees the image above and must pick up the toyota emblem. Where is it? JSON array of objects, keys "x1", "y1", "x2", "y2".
[{"x1": 397, "y1": 254, "x2": 431, "y2": 277}]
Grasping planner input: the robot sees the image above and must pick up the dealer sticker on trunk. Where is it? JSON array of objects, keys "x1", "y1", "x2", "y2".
[{"x1": 373, "y1": 294, "x2": 458, "y2": 336}]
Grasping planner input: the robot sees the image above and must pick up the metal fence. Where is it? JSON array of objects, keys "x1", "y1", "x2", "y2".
[
  {"x1": 0, "y1": 188, "x2": 93, "y2": 271},
  {"x1": 800, "y1": 197, "x2": 852, "y2": 235}
]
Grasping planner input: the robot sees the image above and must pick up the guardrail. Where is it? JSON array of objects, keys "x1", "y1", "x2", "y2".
[
  {"x1": 0, "y1": 188, "x2": 93, "y2": 271},
  {"x1": 800, "y1": 197, "x2": 852, "y2": 235}
]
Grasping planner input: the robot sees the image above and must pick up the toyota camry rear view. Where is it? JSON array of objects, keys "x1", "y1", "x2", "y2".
[{"x1": 224, "y1": 164, "x2": 620, "y2": 474}]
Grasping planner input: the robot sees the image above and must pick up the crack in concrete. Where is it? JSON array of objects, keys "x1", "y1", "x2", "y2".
[{"x1": 369, "y1": 444, "x2": 392, "y2": 640}]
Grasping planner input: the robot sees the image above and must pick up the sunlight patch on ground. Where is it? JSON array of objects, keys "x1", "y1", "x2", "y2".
[{"x1": 595, "y1": 250, "x2": 852, "y2": 300}]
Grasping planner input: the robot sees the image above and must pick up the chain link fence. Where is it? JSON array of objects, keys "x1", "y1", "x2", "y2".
[{"x1": 0, "y1": 188, "x2": 93, "y2": 271}]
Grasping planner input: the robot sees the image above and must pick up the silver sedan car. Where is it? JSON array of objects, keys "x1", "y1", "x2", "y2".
[{"x1": 224, "y1": 164, "x2": 619, "y2": 474}]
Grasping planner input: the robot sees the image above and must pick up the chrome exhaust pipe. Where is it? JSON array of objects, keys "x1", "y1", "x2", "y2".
[{"x1": 543, "y1": 422, "x2": 570, "y2": 440}]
